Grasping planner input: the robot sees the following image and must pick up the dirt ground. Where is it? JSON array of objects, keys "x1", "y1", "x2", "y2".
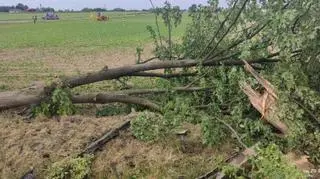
[{"x1": 0, "y1": 45, "x2": 155, "y2": 90}]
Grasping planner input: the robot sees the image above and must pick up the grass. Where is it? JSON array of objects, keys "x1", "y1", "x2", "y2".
[
  {"x1": 0, "y1": 12, "x2": 187, "y2": 50},
  {"x1": 0, "y1": 11, "x2": 188, "y2": 90}
]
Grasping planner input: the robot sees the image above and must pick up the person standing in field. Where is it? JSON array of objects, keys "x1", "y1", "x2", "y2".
[{"x1": 32, "y1": 15, "x2": 37, "y2": 24}]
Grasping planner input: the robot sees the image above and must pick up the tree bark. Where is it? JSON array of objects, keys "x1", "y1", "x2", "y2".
[
  {"x1": 71, "y1": 93, "x2": 161, "y2": 112},
  {"x1": 129, "y1": 71, "x2": 197, "y2": 78},
  {"x1": 0, "y1": 87, "x2": 207, "y2": 111},
  {"x1": 0, "y1": 92, "x2": 42, "y2": 110},
  {"x1": 64, "y1": 58, "x2": 279, "y2": 88},
  {"x1": 114, "y1": 87, "x2": 209, "y2": 95},
  {"x1": 0, "y1": 57, "x2": 278, "y2": 111},
  {"x1": 80, "y1": 112, "x2": 138, "y2": 155}
]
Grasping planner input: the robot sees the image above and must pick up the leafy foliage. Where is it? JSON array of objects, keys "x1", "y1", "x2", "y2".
[
  {"x1": 130, "y1": 111, "x2": 165, "y2": 142},
  {"x1": 144, "y1": 0, "x2": 320, "y2": 169},
  {"x1": 249, "y1": 144, "x2": 306, "y2": 178},
  {"x1": 130, "y1": 99, "x2": 192, "y2": 142},
  {"x1": 147, "y1": 1, "x2": 183, "y2": 61},
  {"x1": 135, "y1": 47, "x2": 144, "y2": 64},
  {"x1": 221, "y1": 144, "x2": 306, "y2": 178},
  {"x1": 47, "y1": 155, "x2": 94, "y2": 179},
  {"x1": 33, "y1": 88, "x2": 76, "y2": 117},
  {"x1": 178, "y1": 0, "x2": 320, "y2": 164}
]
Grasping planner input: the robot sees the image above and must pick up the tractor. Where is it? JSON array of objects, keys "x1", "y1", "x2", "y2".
[
  {"x1": 42, "y1": 12, "x2": 59, "y2": 20},
  {"x1": 96, "y1": 12, "x2": 109, "y2": 21}
]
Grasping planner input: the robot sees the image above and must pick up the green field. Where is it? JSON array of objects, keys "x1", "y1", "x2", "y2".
[
  {"x1": 0, "y1": 12, "x2": 188, "y2": 90},
  {"x1": 0, "y1": 12, "x2": 187, "y2": 50}
]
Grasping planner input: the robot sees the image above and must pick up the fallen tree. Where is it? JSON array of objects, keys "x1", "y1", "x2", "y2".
[
  {"x1": 63, "y1": 58, "x2": 279, "y2": 88},
  {"x1": 0, "y1": 58, "x2": 279, "y2": 111},
  {"x1": 0, "y1": 86, "x2": 210, "y2": 111},
  {"x1": 6, "y1": 0, "x2": 320, "y2": 178}
]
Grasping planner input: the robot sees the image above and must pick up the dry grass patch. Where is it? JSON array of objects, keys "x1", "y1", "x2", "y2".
[
  {"x1": 0, "y1": 112, "x2": 233, "y2": 179},
  {"x1": 92, "y1": 123, "x2": 234, "y2": 179},
  {"x1": 0, "y1": 114, "x2": 128, "y2": 179}
]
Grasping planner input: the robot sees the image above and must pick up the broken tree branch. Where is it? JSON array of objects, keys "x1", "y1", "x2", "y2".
[
  {"x1": 114, "y1": 87, "x2": 209, "y2": 95},
  {"x1": 200, "y1": 0, "x2": 240, "y2": 58},
  {"x1": 138, "y1": 56, "x2": 159, "y2": 64},
  {"x1": 71, "y1": 93, "x2": 161, "y2": 112},
  {"x1": 148, "y1": 0, "x2": 163, "y2": 47},
  {"x1": 80, "y1": 112, "x2": 138, "y2": 155},
  {"x1": 0, "y1": 87, "x2": 208, "y2": 111},
  {"x1": 206, "y1": 0, "x2": 250, "y2": 60},
  {"x1": 218, "y1": 119, "x2": 248, "y2": 149},
  {"x1": 129, "y1": 71, "x2": 197, "y2": 78},
  {"x1": 64, "y1": 58, "x2": 279, "y2": 88},
  {"x1": 0, "y1": 92, "x2": 42, "y2": 111},
  {"x1": 240, "y1": 60, "x2": 288, "y2": 136}
]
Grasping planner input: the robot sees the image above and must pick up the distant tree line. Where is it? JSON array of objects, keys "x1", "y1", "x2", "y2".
[
  {"x1": 81, "y1": 8, "x2": 107, "y2": 12},
  {"x1": 0, "y1": 3, "x2": 28, "y2": 12},
  {"x1": 0, "y1": 3, "x2": 185, "y2": 13},
  {"x1": 0, "y1": 3, "x2": 55, "y2": 12},
  {"x1": 80, "y1": 7, "x2": 155, "y2": 12},
  {"x1": 0, "y1": 6, "x2": 14, "y2": 12}
]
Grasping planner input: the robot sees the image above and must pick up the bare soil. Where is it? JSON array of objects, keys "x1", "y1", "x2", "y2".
[{"x1": 0, "y1": 46, "x2": 154, "y2": 90}]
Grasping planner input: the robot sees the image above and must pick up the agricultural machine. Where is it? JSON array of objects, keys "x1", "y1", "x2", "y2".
[
  {"x1": 42, "y1": 12, "x2": 59, "y2": 20},
  {"x1": 96, "y1": 12, "x2": 109, "y2": 21}
]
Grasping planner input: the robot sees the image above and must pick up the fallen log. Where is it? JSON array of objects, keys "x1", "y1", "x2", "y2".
[
  {"x1": 80, "y1": 112, "x2": 138, "y2": 155},
  {"x1": 0, "y1": 57, "x2": 278, "y2": 112},
  {"x1": 0, "y1": 87, "x2": 208, "y2": 111},
  {"x1": 129, "y1": 71, "x2": 197, "y2": 78},
  {"x1": 114, "y1": 87, "x2": 209, "y2": 95},
  {"x1": 64, "y1": 58, "x2": 279, "y2": 88},
  {"x1": 0, "y1": 92, "x2": 42, "y2": 110},
  {"x1": 71, "y1": 93, "x2": 161, "y2": 112}
]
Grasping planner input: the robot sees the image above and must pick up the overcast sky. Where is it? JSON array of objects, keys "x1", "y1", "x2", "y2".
[{"x1": 0, "y1": 0, "x2": 228, "y2": 10}]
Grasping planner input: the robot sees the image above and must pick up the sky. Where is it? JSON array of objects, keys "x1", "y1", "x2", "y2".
[{"x1": 0, "y1": 0, "x2": 228, "y2": 10}]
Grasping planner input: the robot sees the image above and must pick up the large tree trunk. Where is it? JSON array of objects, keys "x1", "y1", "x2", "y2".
[
  {"x1": 64, "y1": 58, "x2": 278, "y2": 88},
  {"x1": 0, "y1": 87, "x2": 208, "y2": 111},
  {"x1": 0, "y1": 91, "x2": 42, "y2": 110}
]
